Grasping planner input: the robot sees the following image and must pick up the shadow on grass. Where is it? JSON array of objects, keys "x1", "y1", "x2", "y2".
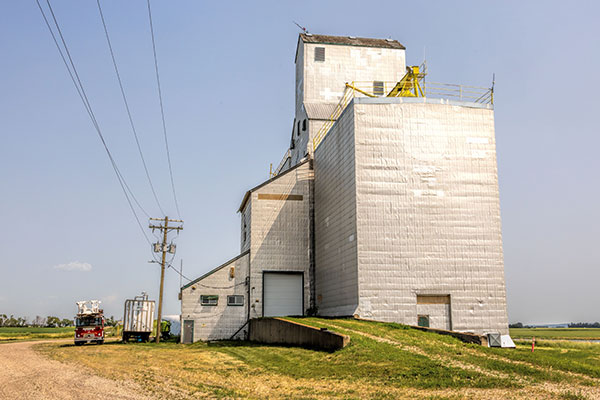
[{"x1": 206, "y1": 340, "x2": 338, "y2": 353}]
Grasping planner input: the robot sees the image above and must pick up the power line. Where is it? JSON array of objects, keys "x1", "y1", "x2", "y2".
[
  {"x1": 36, "y1": 0, "x2": 152, "y2": 245},
  {"x1": 167, "y1": 262, "x2": 191, "y2": 282},
  {"x1": 42, "y1": 1, "x2": 150, "y2": 218},
  {"x1": 96, "y1": 0, "x2": 166, "y2": 217},
  {"x1": 146, "y1": 0, "x2": 182, "y2": 218}
]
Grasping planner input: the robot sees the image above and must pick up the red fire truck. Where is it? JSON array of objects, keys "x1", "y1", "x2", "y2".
[{"x1": 74, "y1": 300, "x2": 105, "y2": 345}]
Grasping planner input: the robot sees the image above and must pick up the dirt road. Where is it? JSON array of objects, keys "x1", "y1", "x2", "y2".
[{"x1": 0, "y1": 341, "x2": 149, "y2": 400}]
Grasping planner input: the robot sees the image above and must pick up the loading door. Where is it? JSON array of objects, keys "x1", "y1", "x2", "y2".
[
  {"x1": 263, "y1": 272, "x2": 303, "y2": 317},
  {"x1": 416, "y1": 295, "x2": 452, "y2": 331}
]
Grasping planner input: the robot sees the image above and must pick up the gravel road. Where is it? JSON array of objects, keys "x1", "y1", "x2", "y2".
[{"x1": 0, "y1": 341, "x2": 149, "y2": 400}]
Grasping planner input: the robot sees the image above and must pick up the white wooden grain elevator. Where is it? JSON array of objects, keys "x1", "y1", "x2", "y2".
[{"x1": 180, "y1": 34, "x2": 509, "y2": 342}]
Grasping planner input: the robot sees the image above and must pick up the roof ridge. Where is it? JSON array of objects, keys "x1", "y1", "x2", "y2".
[{"x1": 299, "y1": 33, "x2": 405, "y2": 50}]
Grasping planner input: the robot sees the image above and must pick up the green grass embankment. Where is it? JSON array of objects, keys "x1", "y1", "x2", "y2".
[{"x1": 33, "y1": 318, "x2": 600, "y2": 399}]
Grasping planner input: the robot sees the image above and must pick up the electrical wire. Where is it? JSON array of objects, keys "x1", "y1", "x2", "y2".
[
  {"x1": 146, "y1": 0, "x2": 182, "y2": 218},
  {"x1": 167, "y1": 263, "x2": 192, "y2": 282},
  {"x1": 164, "y1": 246, "x2": 191, "y2": 282},
  {"x1": 96, "y1": 0, "x2": 166, "y2": 216},
  {"x1": 194, "y1": 281, "x2": 246, "y2": 290},
  {"x1": 36, "y1": 0, "x2": 152, "y2": 246}
]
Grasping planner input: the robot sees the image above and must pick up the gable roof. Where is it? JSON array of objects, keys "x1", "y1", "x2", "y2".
[
  {"x1": 237, "y1": 159, "x2": 311, "y2": 213},
  {"x1": 300, "y1": 33, "x2": 405, "y2": 50},
  {"x1": 304, "y1": 102, "x2": 338, "y2": 120},
  {"x1": 181, "y1": 250, "x2": 250, "y2": 291}
]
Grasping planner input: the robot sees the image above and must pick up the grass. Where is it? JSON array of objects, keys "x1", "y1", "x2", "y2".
[
  {"x1": 510, "y1": 328, "x2": 600, "y2": 340},
  {"x1": 33, "y1": 318, "x2": 600, "y2": 399},
  {"x1": 0, "y1": 326, "x2": 120, "y2": 342},
  {"x1": 0, "y1": 326, "x2": 74, "y2": 342}
]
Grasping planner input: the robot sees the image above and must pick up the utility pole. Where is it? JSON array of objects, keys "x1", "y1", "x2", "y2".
[{"x1": 149, "y1": 216, "x2": 183, "y2": 343}]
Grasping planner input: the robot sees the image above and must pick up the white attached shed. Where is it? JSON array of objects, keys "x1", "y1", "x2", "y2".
[
  {"x1": 181, "y1": 160, "x2": 314, "y2": 342},
  {"x1": 180, "y1": 251, "x2": 249, "y2": 343}
]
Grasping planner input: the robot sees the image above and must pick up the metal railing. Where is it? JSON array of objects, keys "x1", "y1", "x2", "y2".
[
  {"x1": 347, "y1": 81, "x2": 493, "y2": 104},
  {"x1": 270, "y1": 149, "x2": 291, "y2": 177},
  {"x1": 311, "y1": 85, "x2": 355, "y2": 150},
  {"x1": 312, "y1": 78, "x2": 493, "y2": 150}
]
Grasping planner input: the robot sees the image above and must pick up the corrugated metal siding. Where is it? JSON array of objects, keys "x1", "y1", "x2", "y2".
[
  {"x1": 352, "y1": 101, "x2": 509, "y2": 335},
  {"x1": 301, "y1": 43, "x2": 405, "y2": 107},
  {"x1": 240, "y1": 201, "x2": 251, "y2": 253},
  {"x1": 314, "y1": 105, "x2": 359, "y2": 316},
  {"x1": 293, "y1": 40, "x2": 406, "y2": 163},
  {"x1": 180, "y1": 253, "x2": 249, "y2": 341},
  {"x1": 123, "y1": 300, "x2": 155, "y2": 333},
  {"x1": 304, "y1": 103, "x2": 338, "y2": 120},
  {"x1": 249, "y1": 162, "x2": 313, "y2": 319}
]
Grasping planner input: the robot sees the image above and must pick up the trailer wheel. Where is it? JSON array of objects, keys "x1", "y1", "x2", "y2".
[
  {"x1": 122, "y1": 333, "x2": 128, "y2": 343},
  {"x1": 97, "y1": 340, "x2": 104, "y2": 345}
]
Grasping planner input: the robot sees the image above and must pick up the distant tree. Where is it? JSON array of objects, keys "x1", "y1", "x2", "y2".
[
  {"x1": 46, "y1": 316, "x2": 61, "y2": 328},
  {"x1": 7, "y1": 315, "x2": 18, "y2": 327},
  {"x1": 1, "y1": 315, "x2": 30, "y2": 327},
  {"x1": 105, "y1": 315, "x2": 116, "y2": 327},
  {"x1": 60, "y1": 318, "x2": 73, "y2": 327},
  {"x1": 509, "y1": 322, "x2": 523, "y2": 328},
  {"x1": 32, "y1": 316, "x2": 47, "y2": 327},
  {"x1": 569, "y1": 322, "x2": 600, "y2": 328}
]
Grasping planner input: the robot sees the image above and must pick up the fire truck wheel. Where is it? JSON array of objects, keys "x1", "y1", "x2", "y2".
[
  {"x1": 97, "y1": 340, "x2": 104, "y2": 345},
  {"x1": 75, "y1": 342, "x2": 83, "y2": 346}
]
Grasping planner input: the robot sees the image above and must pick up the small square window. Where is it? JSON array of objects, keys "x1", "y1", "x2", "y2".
[
  {"x1": 200, "y1": 295, "x2": 218, "y2": 306},
  {"x1": 314, "y1": 47, "x2": 325, "y2": 62},
  {"x1": 373, "y1": 81, "x2": 384, "y2": 96},
  {"x1": 418, "y1": 315, "x2": 430, "y2": 328},
  {"x1": 227, "y1": 295, "x2": 244, "y2": 306}
]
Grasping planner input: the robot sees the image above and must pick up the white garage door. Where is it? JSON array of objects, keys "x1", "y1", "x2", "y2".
[{"x1": 263, "y1": 272, "x2": 303, "y2": 317}]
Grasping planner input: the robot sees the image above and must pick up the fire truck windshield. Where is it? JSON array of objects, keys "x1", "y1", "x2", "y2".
[{"x1": 76, "y1": 317, "x2": 102, "y2": 327}]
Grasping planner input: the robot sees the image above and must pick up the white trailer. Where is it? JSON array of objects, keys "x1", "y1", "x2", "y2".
[{"x1": 122, "y1": 292, "x2": 155, "y2": 342}]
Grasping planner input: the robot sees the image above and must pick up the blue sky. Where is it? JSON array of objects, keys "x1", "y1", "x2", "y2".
[{"x1": 1, "y1": 0, "x2": 598, "y2": 324}]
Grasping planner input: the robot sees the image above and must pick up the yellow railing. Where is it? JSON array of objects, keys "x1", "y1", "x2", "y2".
[
  {"x1": 346, "y1": 81, "x2": 493, "y2": 104},
  {"x1": 311, "y1": 69, "x2": 493, "y2": 150},
  {"x1": 311, "y1": 84, "x2": 356, "y2": 150}
]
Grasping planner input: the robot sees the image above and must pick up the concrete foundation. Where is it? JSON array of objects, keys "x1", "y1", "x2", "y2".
[{"x1": 249, "y1": 318, "x2": 350, "y2": 351}]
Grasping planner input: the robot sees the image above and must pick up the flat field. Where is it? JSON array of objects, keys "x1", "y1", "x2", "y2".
[
  {"x1": 510, "y1": 328, "x2": 600, "y2": 340},
  {"x1": 0, "y1": 326, "x2": 74, "y2": 342},
  {"x1": 0, "y1": 326, "x2": 120, "y2": 342},
  {"x1": 34, "y1": 318, "x2": 600, "y2": 399}
]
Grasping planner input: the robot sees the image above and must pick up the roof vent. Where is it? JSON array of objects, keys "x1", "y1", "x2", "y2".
[
  {"x1": 314, "y1": 47, "x2": 325, "y2": 62},
  {"x1": 348, "y1": 36, "x2": 356, "y2": 39},
  {"x1": 385, "y1": 38, "x2": 394, "y2": 42},
  {"x1": 305, "y1": 33, "x2": 313, "y2": 36}
]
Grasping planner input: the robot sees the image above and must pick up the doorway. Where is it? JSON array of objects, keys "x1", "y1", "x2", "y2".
[
  {"x1": 182, "y1": 320, "x2": 194, "y2": 344},
  {"x1": 263, "y1": 272, "x2": 303, "y2": 317}
]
